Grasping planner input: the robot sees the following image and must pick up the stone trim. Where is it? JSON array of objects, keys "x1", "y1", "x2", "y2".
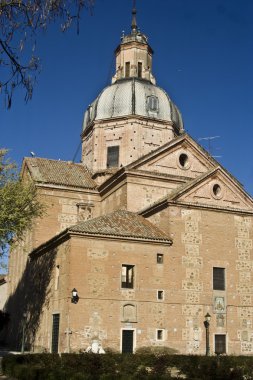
[
  {"x1": 234, "y1": 216, "x2": 253, "y2": 354},
  {"x1": 29, "y1": 229, "x2": 172, "y2": 260},
  {"x1": 140, "y1": 199, "x2": 253, "y2": 218},
  {"x1": 181, "y1": 209, "x2": 203, "y2": 354}
]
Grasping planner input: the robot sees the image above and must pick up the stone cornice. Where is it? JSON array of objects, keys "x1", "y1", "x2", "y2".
[
  {"x1": 82, "y1": 114, "x2": 174, "y2": 138},
  {"x1": 36, "y1": 183, "x2": 99, "y2": 195},
  {"x1": 68, "y1": 231, "x2": 172, "y2": 245},
  {"x1": 29, "y1": 228, "x2": 172, "y2": 260},
  {"x1": 140, "y1": 198, "x2": 253, "y2": 218},
  {"x1": 98, "y1": 167, "x2": 191, "y2": 197},
  {"x1": 125, "y1": 169, "x2": 192, "y2": 183}
]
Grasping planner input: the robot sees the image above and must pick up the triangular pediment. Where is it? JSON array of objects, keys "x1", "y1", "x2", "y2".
[
  {"x1": 169, "y1": 167, "x2": 253, "y2": 211},
  {"x1": 126, "y1": 134, "x2": 216, "y2": 180}
]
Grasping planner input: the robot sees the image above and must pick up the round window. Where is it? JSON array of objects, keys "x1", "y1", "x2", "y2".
[
  {"x1": 212, "y1": 183, "x2": 223, "y2": 199},
  {"x1": 179, "y1": 153, "x2": 190, "y2": 169}
]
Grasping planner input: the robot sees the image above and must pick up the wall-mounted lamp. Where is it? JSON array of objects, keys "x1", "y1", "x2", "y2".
[{"x1": 71, "y1": 288, "x2": 79, "y2": 304}]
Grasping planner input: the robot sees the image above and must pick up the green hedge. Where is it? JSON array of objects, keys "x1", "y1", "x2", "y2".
[{"x1": 2, "y1": 353, "x2": 253, "y2": 380}]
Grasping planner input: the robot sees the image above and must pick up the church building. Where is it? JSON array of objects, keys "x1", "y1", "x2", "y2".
[{"x1": 6, "y1": 7, "x2": 253, "y2": 355}]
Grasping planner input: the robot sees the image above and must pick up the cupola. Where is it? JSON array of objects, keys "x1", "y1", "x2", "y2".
[
  {"x1": 112, "y1": 5, "x2": 156, "y2": 84},
  {"x1": 81, "y1": 5, "x2": 184, "y2": 176}
]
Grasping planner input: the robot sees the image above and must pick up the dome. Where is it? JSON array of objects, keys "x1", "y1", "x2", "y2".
[{"x1": 83, "y1": 78, "x2": 184, "y2": 133}]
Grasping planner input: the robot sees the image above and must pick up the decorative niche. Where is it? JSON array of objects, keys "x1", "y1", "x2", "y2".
[{"x1": 122, "y1": 303, "x2": 137, "y2": 323}]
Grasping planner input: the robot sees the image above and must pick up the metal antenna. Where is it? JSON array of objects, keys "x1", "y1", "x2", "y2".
[
  {"x1": 198, "y1": 136, "x2": 221, "y2": 158},
  {"x1": 72, "y1": 140, "x2": 82, "y2": 162}
]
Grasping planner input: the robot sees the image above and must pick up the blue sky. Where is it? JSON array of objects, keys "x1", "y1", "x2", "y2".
[{"x1": 1, "y1": 0, "x2": 253, "y2": 193}]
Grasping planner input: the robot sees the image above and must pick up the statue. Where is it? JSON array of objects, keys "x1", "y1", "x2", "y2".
[{"x1": 85, "y1": 339, "x2": 105, "y2": 354}]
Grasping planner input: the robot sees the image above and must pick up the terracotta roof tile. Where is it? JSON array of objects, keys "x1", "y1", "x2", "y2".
[
  {"x1": 24, "y1": 158, "x2": 97, "y2": 189},
  {"x1": 69, "y1": 209, "x2": 171, "y2": 243}
]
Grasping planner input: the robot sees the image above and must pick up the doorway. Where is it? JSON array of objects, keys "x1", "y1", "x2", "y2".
[{"x1": 121, "y1": 329, "x2": 134, "y2": 353}]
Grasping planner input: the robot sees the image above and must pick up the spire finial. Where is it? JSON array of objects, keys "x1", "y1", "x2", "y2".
[{"x1": 131, "y1": 0, "x2": 137, "y2": 34}]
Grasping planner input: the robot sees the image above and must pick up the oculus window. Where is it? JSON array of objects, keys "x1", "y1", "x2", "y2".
[
  {"x1": 107, "y1": 146, "x2": 119, "y2": 168},
  {"x1": 121, "y1": 265, "x2": 134, "y2": 289},
  {"x1": 212, "y1": 183, "x2": 223, "y2": 199},
  {"x1": 179, "y1": 153, "x2": 190, "y2": 169}
]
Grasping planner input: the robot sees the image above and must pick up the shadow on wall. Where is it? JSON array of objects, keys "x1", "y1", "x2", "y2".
[{"x1": 4, "y1": 248, "x2": 57, "y2": 350}]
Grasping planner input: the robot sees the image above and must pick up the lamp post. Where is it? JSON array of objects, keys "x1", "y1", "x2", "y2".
[{"x1": 204, "y1": 312, "x2": 211, "y2": 356}]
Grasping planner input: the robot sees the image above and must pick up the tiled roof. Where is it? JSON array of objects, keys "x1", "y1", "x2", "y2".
[
  {"x1": 24, "y1": 157, "x2": 97, "y2": 189},
  {"x1": 68, "y1": 209, "x2": 172, "y2": 243}
]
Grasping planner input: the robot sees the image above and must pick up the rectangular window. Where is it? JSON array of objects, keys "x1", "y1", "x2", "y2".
[
  {"x1": 157, "y1": 290, "x2": 164, "y2": 300},
  {"x1": 107, "y1": 146, "x2": 119, "y2": 168},
  {"x1": 51, "y1": 314, "x2": 60, "y2": 353},
  {"x1": 125, "y1": 62, "x2": 130, "y2": 77},
  {"x1": 157, "y1": 253, "x2": 164, "y2": 264},
  {"x1": 138, "y1": 62, "x2": 142, "y2": 78},
  {"x1": 215, "y1": 334, "x2": 226, "y2": 354},
  {"x1": 147, "y1": 95, "x2": 159, "y2": 112},
  {"x1": 213, "y1": 267, "x2": 225, "y2": 290},
  {"x1": 157, "y1": 329, "x2": 164, "y2": 341},
  {"x1": 121, "y1": 265, "x2": 134, "y2": 289}
]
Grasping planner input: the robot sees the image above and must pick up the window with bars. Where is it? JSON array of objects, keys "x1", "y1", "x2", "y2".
[
  {"x1": 107, "y1": 146, "x2": 119, "y2": 168},
  {"x1": 215, "y1": 334, "x2": 226, "y2": 354},
  {"x1": 51, "y1": 314, "x2": 60, "y2": 353},
  {"x1": 213, "y1": 267, "x2": 225, "y2": 290},
  {"x1": 121, "y1": 265, "x2": 134, "y2": 289},
  {"x1": 125, "y1": 62, "x2": 130, "y2": 77}
]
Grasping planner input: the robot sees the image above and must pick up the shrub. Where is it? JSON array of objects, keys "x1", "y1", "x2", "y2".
[
  {"x1": 2, "y1": 353, "x2": 253, "y2": 380},
  {"x1": 135, "y1": 346, "x2": 178, "y2": 356}
]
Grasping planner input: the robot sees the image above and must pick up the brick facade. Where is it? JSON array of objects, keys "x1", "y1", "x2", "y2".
[{"x1": 6, "y1": 14, "x2": 253, "y2": 355}]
